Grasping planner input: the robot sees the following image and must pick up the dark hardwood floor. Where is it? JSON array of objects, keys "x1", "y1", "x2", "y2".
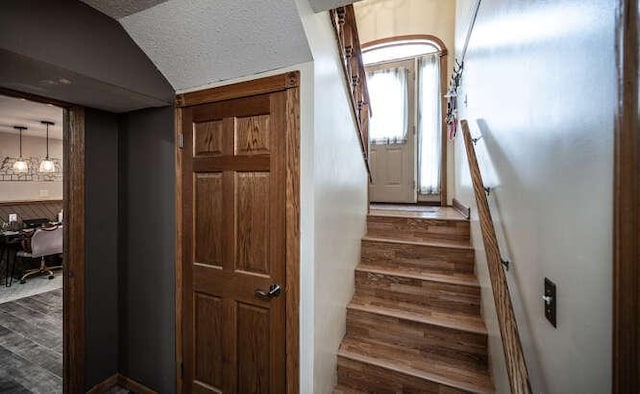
[{"x1": 0, "y1": 288, "x2": 62, "y2": 393}]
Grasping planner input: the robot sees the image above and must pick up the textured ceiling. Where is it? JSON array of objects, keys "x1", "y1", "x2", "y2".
[
  {"x1": 0, "y1": 95, "x2": 63, "y2": 140},
  {"x1": 80, "y1": 0, "x2": 170, "y2": 19},
  {"x1": 308, "y1": 0, "x2": 362, "y2": 12},
  {"x1": 89, "y1": 0, "x2": 313, "y2": 91}
]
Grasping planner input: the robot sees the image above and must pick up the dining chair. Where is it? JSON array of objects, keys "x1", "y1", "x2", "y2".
[{"x1": 16, "y1": 225, "x2": 63, "y2": 284}]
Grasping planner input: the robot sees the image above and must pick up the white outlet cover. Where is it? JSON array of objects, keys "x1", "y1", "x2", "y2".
[{"x1": 9, "y1": 214, "x2": 17, "y2": 222}]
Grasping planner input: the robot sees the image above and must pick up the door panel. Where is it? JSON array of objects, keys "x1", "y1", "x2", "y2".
[
  {"x1": 385, "y1": 147, "x2": 404, "y2": 185},
  {"x1": 236, "y1": 172, "x2": 270, "y2": 274},
  {"x1": 235, "y1": 115, "x2": 271, "y2": 156},
  {"x1": 237, "y1": 303, "x2": 271, "y2": 392},
  {"x1": 194, "y1": 120, "x2": 224, "y2": 156},
  {"x1": 183, "y1": 91, "x2": 286, "y2": 394},
  {"x1": 194, "y1": 293, "x2": 224, "y2": 389},
  {"x1": 194, "y1": 173, "x2": 223, "y2": 267}
]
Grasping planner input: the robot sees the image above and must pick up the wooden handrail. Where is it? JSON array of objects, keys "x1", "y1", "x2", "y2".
[
  {"x1": 329, "y1": 5, "x2": 372, "y2": 178},
  {"x1": 460, "y1": 119, "x2": 532, "y2": 393}
]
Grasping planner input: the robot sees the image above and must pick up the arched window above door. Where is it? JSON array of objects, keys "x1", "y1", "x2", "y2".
[{"x1": 362, "y1": 35, "x2": 446, "y2": 66}]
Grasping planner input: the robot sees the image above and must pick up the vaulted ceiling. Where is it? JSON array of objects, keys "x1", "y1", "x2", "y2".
[
  {"x1": 81, "y1": 0, "x2": 316, "y2": 92},
  {"x1": 79, "y1": 0, "x2": 362, "y2": 92}
]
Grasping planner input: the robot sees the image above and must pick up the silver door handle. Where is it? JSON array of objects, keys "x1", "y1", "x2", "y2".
[{"x1": 255, "y1": 283, "x2": 281, "y2": 299}]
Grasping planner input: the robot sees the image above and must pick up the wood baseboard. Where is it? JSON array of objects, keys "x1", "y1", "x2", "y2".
[
  {"x1": 117, "y1": 374, "x2": 156, "y2": 394},
  {"x1": 452, "y1": 198, "x2": 471, "y2": 219},
  {"x1": 86, "y1": 373, "x2": 156, "y2": 394},
  {"x1": 87, "y1": 374, "x2": 118, "y2": 394}
]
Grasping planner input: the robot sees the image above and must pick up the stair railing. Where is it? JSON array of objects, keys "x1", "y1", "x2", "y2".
[
  {"x1": 460, "y1": 119, "x2": 532, "y2": 393},
  {"x1": 329, "y1": 5, "x2": 372, "y2": 178}
]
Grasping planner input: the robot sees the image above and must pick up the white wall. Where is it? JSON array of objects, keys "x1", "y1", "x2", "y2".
[
  {"x1": 296, "y1": 0, "x2": 369, "y2": 392},
  {"x1": 0, "y1": 132, "x2": 63, "y2": 201},
  {"x1": 453, "y1": 0, "x2": 615, "y2": 392}
]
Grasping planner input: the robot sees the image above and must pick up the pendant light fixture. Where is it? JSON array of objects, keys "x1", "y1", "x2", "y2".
[
  {"x1": 39, "y1": 120, "x2": 55, "y2": 173},
  {"x1": 12, "y1": 126, "x2": 28, "y2": 173}
]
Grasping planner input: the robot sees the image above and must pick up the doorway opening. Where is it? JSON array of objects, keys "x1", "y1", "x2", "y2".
[
  {"x1": 363, "y1": 35, "x2": 448, "y2": 207},
  {"x1": 0, "y1": 94, "x2": 65, "y2": 391},
  {"x1": 0, "y1": 89, "x2": 85, "y2": 393}
]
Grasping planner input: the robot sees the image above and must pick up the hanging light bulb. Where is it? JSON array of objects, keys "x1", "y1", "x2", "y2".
[
  {"x1": 39, "y1": 121, "x2": 55, "y2": 173},
  {"x1": 12, "y1": 126, "x2": 28, "y2": 173}
]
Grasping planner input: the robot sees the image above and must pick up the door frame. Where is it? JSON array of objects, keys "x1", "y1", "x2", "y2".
[
  {"x1": 362, "y1": 34, "x2": 449, "y2": 206},
  {"x1": 174, "y1": 72, "x2": 301, "y2": 393},
  {"x1": 613, "y1": 0, "x2": 639, "y2": 391},
  {"x1": 0, "y1": 88, "x2": 86, "y2": 393}
]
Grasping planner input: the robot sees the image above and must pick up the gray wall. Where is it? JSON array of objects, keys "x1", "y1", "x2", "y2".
[
  {"x1": 118, "y1": 106, "x2": 175, "y2": 392},
  {"x1": 0, "y1": 0, "x2": 173, "y2": 112},
  {"x1": 84, "y1": 108, "x2": 120, "y2": 388}
]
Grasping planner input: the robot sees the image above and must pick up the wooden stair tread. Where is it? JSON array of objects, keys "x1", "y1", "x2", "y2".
[
  {"x1": 333, "y1": 385, "x2": 365, "y2": 394},
  {"x1": 338, "y1": 339, "x2": 493, "y2": 393},
  {"x1": 369, "y1": 206, "x2": 468, "y2": 221},
  {"x1": 363, "y1": 235, "x2": 473, "y2": 250},
  {"x1": 349, "y1": 296, "x2": 487, "y2": 335},
  {"x1": 355, "y1": 265, "x2": 480, "y2": 287}
]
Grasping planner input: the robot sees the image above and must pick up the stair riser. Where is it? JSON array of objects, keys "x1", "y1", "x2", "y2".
[
  {"x1": 361, "y1": 240, "x2": 475, "y2": 274},
  {"x1": 346, "y1": 309, "x2": 488, "y2": 370},
  {"x1": 337, "y1": 356, "x2": 467, "y2": 394},
  {"x1": 367, "y1": 215, "x2": 470, "y2": 244},
  {"x1": 355, "y1": 271, "x2": 481, "y2": 316}
]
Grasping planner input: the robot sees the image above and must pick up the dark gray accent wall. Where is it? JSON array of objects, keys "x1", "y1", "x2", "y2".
[
  {"x1": 84, "y1": 108, "x2": 120, "y2": 388},
  {"x1": 118, "y1": 106, "x2": 175, "y2": 392},
  {"x1": 0, "y1": 0, "x2": 174, "y2": 112}
]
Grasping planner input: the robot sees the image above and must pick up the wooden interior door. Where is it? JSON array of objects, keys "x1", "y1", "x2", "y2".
[{"x1": 182, "y1": 91, "x2": 287, "y2": 393}]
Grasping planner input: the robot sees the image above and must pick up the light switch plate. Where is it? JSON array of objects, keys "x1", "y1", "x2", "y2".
[{"x1": 9, "y1": 214, "x2": 17, "y2": 222}]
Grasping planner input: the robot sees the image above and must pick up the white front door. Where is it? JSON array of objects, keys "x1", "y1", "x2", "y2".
[{"x1": 367, "y1": 59, "x2": 416, "y2": 203}]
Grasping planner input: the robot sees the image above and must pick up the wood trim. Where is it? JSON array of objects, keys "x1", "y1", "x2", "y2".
[
  {"x1": 117, "y1": 374, "x2": 157, "y2": 394},
  {"x1": 439, "y1": 52, "x2": 448, "y2": 206},
  {"x1": 175, "y1": 72, "x2": 301, "y2": 393},
  {"x1": 0, "y1": 87, "x2": 73, "y2": 108},
  {"x1": 460, "y1": 119, "x2": 531, "y2": 393},
  {"x1": 63, "y1": 106, "x2": 86, "y2": 393},
  {"x1": 613, "y1": 0, "x2": 640, "y2": 391},
  {"x1": 452, "y1": 198, "x2": 471, "y2": 220},
  {"x1": 361, "y1": 34, "x2": 449, "y2": 57},
  {"x1": 285, "y1": 86, "x2": 301, "y2": 394},
  {"x1": 174, "y1": 105, "x2": 184, "y2": 394},
  {"x1": 0, "y1": 199, "x2": 63, "y2": 206},
  {"x1": 86, "y1": 374, "x2": 119, "y2": 394},
  {"x1": 175, "y1": 72, "x2": 300, "y2": 108},
  {"x1": 87, "y1": 373, "x2": 156, "y2": 394}
]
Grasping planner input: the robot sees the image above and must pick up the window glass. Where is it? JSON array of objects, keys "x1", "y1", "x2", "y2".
[
  {"x1": 363, "y1": 42, "x2": 439, "y2": 65},
  {"x1": 367, "y1": 67, "x2": 408, "y2": 143}
]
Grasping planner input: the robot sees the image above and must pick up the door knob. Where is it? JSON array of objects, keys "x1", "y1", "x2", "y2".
[{"x1": 255, "y1": 283, "x2": 281, "y2": 299}]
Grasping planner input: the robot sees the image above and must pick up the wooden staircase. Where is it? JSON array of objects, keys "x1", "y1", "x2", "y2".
[{"x1": 335, "y1": 206, "x2": 494, "y2": 393}]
